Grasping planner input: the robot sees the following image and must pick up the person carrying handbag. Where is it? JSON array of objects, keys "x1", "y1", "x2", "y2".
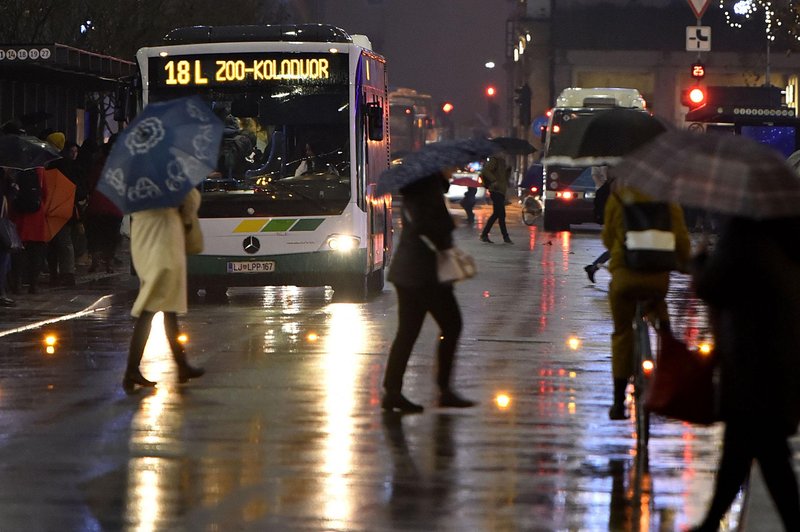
[
  {"x1": 689, "y1": 217, "x2": 800, "y2": 532},
  {"x1": 382, "y1": 168, "x2": 476, "y2": 413}
]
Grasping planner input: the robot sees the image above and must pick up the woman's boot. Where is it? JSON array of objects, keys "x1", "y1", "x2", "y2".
[{"x1": 123, "y1": 313, "x2": 157, "y2": 393}]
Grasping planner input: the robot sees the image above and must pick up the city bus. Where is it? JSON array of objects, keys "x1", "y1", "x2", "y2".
[
  {"x1": 540, "y1": 87, "x2": 646, "y2": 232},
  {"x1": 388, "y1": 87, "x2": 435, "y2": 159},
  {"x1": 135, "y1": 24, "x2": 391, "y2": 301}
]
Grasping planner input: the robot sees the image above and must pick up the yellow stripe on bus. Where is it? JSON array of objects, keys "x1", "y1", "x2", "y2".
[{"x1": 234, "y1": 219, "x2": 268, "y2": 233}]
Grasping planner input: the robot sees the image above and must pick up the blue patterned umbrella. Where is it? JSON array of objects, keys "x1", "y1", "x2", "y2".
[
  {"x1": 377, "y1": 137, "x2": 499, "y2": 195},
  {"x1": 96, "y1": 96, "x2": 224, "y2": 214}
]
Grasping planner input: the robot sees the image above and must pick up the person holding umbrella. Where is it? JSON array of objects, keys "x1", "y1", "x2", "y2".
[
  {"x1": 479, "y1": 154, "x2": 512, "y2": 244},
  {"x1": 377, "y1": 137, "x2": 497, "y2": 412},
  {"x1": 96, "y1": 96, "x2": 224, "y2": 392},
  {"x1": 0, "y1": 129, "x2": 60, "y2": 295},
  {"x1": 613, "y1": 130, "x2": 800, "y2": 531}
]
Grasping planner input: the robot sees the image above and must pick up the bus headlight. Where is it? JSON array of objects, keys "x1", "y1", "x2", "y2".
[{"x1": 327, "y1": 234, "x2": 360, "y2": 252}]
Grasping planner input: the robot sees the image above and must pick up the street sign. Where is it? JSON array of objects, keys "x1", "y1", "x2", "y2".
[
  {"x1": 686, "y1": 0, "x2": 711, "y2": 19},
  {"x1": 686, "y1": 26, "x2": 711, "y2": 51}
]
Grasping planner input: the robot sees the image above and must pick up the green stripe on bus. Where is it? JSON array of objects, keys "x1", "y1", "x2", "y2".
[
  {"x1": 290, "y1": 218, "x2": 324, "y2": 231},
  {"x1": 262, "y1": 219, "x2": 297, "y2": 232}
]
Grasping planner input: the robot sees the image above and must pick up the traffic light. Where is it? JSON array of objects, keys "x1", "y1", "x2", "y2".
[
  {"x1": 486, "y1": 85, "x2": 497, "y2": 98},
  {"x1": 515, "y1": 83, "x2": 532, "y2": 126},
  {"x1": 442, "y1": 102, "x2": 454, "y2": 114},
  {"x1": 681, "y1": 86, "x2": 707, "y2": 110}
]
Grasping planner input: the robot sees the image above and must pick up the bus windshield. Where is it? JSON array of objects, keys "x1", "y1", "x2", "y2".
[{"x1": 149, "y1": 84, "x2": 351, "y2": 217}]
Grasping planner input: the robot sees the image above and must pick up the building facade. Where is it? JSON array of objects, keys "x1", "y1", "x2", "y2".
[{"x1": 510, "y1": 0, "x2": 798, "y2": 141}]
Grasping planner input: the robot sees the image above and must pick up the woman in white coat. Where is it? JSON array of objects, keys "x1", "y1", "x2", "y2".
[{"x1": 123, "y1": 187, "x2": 205, "y2": 393}]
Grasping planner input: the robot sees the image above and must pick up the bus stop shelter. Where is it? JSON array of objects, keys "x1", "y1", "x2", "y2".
[{"x1": 0, "y1": 43, "x2": 135, "y2": 144}]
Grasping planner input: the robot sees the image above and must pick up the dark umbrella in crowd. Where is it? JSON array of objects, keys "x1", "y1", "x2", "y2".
[
  {"x1": 96, "y1": 96, "x2": 224, "y2": 214},
  {"x1": 613, "y1": 130, "x2": 800, "y2": 219},
  {"x1": 0, "y1": 134, "x2": 62, "y2": 170},
  {"x1": 377, "y1": 137, "x2": 499, "y2": 195},
  {"x1": 542, "y1": 108, "x2": 668, "y2": 167}
]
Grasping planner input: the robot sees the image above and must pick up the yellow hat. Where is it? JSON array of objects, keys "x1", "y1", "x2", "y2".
[{"x1": 46, "y1": 131, "x2": 65, "y2": 151}]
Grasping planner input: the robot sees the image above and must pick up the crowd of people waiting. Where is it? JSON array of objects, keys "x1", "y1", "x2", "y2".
[{"x1": 0, "y1": 120, "x2": 124, "y2": 307}]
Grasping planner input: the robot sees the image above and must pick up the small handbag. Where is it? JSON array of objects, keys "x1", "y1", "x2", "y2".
[
  {"x1": 183, "y1": 218, "x2": 204, "y2": 255},
  {"x1": 645, "y1": 329, "x2": 719, "y2": 425},
  {"x1": 420, "y1": 235, "x2": 477, "y2": 283},
  {"x1": 0, "y1": 197, "x2": 23, "y2": 252}
]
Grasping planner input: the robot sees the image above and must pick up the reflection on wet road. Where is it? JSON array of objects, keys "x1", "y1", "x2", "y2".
[{"x1": 0, "y1": 206, "x2": 738, "y2": 531}]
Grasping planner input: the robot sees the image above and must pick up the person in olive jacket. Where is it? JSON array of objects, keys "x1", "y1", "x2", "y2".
[
  {"x1": 382, "y1": 170, "x2": 476, "y2": 413},
  {"x1": 601, "y1": 183, "x2": 690, "y2": 420},
  {"x1": 689, "y1": 217, "x2": 800, "y2": 532},
  {"x1": 479, "y1": 155, "x2": 512, "y2": 244}
]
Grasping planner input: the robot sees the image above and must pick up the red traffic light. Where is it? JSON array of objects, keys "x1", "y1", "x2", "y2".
[
  {"x1": 486, "y1": 86, "x2": 497, "y2": 97},
  {"x1": 681, "y1": 86, "x2": 706, "y2": 109},
  {"x1": 689, "y1": 87, "x2": 705, "y2": 105},
  {"x1": 442, "y1": 102, "x2": 454, "y2": 113}
]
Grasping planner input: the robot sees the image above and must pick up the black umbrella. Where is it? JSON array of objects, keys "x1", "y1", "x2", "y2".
[
  {"x1": 0, "y1": 134, "x2": 62, "y2": 170},
  {"x1": 542, "y1": 108, "x2": 668, "y2": 167},
  {"x1": 377, "y1": 137, "x2": 498, "y2": 194},
  {"x1": 491, "y1": 136, "x2": 536, "y2": 155}
]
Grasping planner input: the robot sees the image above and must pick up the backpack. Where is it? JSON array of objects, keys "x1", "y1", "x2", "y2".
[
  {"x1": 621, "y1": 199, "x2": 678, "y2": 272},
  {"x1": 10, "y1": 169, "x2": 42, "y2": 213}
]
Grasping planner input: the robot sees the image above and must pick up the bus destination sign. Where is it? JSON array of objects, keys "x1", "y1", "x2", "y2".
[{"x1": 149, "y1": 52, "x2": 347, "y2": 88}]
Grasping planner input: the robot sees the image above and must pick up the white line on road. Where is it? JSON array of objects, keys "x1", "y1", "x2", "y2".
[{"x1": 0, "y1": 295, "x2": 114, "y2": 338}]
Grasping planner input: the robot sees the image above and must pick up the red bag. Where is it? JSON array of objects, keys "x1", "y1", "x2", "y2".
[{"x1": 645, "y1": 329, "x2": 719, "y2": 425}]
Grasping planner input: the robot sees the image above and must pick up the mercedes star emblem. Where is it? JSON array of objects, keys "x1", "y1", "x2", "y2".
[{"x1": 243, "y1": 236, "x2": 261, "y2": 254}]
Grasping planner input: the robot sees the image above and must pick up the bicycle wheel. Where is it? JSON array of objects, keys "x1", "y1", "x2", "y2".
[
  {"x1": 632, "y1": 304, "x2": 652, "y2": 453},
  {"x1": 521, "y1": 196, "x2": 542, "y2": 226}
]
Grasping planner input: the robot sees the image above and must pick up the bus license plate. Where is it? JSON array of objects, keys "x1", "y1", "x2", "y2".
[{"x1": 227, "y1": 261, "x2": 275, "y2": 273}]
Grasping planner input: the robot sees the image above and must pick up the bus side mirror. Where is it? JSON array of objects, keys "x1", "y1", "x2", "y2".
[{"x1": 366, "y1": 102, "x2": 384, "y2": 141}]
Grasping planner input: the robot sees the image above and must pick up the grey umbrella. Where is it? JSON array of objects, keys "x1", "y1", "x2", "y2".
[
  {"x1": 377, "y1": 137, "x2": 499, "y2": 195},
  {"x1": 613, "y1": 130, "x2": 800, "y2": 219}
]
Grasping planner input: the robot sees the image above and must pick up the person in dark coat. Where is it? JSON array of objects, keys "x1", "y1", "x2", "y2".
[
  {"x1": 690, "y1": 216, "x2": 800, "y2": 532},
  {"x1": 382, "y1": 170, "x2": 476, "y2": 413},
  {"x1": 84, "y1": 136, "x2": 123, "y2": 273},
  {"x1": 459, "y1": 186, "x2": 477, "y2": 225}
]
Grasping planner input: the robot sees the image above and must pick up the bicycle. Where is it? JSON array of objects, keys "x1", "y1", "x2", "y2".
[
  {"x1": 519, "y1": 185, "x2": 543, "y2": 226},
  {"x1": 631, "y1": 298, "x2": 659, "y2": 461}
]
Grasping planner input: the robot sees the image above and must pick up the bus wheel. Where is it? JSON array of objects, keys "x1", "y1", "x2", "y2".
[
  {"x1": 543, "y1": 213, "x2": 566, "y2": 232},
  {"x1": 333, "y1": 275, "x2": 369, "y2": 303},
  {"x1": 367, "y1": 267, "x2": 385, "y2": 296},
  {"x1": 205, "y1": 285, "x2": 229, "y2": 303}
]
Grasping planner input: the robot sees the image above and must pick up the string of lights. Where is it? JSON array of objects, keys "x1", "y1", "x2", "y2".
[{"x1": 719, "y1": 1, "x2": 800, "y2": 43}]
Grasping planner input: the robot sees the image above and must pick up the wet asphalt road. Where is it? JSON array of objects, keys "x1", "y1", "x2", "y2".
[{"x1": 0, "y1": 202, "x2": 741, "y2": 531}]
